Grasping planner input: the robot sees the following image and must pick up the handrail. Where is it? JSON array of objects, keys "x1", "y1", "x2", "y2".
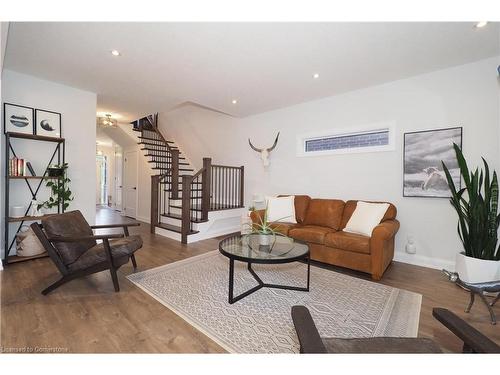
[{"x1": 211, "y1": 164, "x2": 242, "y2": 169}]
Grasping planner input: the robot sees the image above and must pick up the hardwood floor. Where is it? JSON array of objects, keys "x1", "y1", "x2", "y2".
[{"x1": 1, "y1": 206, "x2": 498, "y2": 353}]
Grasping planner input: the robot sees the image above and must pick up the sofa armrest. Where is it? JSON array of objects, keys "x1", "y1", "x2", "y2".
[
  {"x1": 369, "y1": 219, "x2": 400, "y2": 280},
  {"x1": 371, "y1": 219, "x2": 400, "y2": 240}
]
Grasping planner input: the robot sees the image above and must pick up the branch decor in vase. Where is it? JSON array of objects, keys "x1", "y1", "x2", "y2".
[
  {"x1": 245, "y1": 207, "x2": 288, "y2": 250},
  {"x1": 442, "y1": 143, "x2": 500, "y2": 283}
]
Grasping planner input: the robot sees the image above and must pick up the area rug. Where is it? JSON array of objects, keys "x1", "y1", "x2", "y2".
[{"x1": 127, "y1": 251, "x2": 422, "y2": 353}]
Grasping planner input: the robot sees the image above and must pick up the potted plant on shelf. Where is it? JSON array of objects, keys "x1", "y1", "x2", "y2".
[
  {"x1": 46, "y1": 163, "x2": 67, "y2": 177},
  {"x1": 38, "y1": 163, "x2": 74, "y2": 213},
  {"x1": 442, "y1": 143, "x2": 500, "y2": 283}
]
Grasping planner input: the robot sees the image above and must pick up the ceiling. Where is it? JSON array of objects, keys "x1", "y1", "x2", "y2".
[{"x1": 4, "y1": 22, "x2": 499, "y2": 121}]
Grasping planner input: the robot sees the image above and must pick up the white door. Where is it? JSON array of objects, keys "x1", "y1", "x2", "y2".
[
  {"x1": 114, "y1": 147, "x2": 123, "y2": 211},
  {"x1": 123, "y1": 150, "x2": 138, "y2": 218}
]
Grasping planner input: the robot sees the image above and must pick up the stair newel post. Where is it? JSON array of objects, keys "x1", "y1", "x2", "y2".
[
  {"x1": 239, "y1": 165, "x2": 245, "y2": 208},
  {"x1": 181, "y1": 174, "x2": 192, "y2": 244},
  {"x1": 151, "y1": 175, "x2": 160, "y2": 233},
  {"x1": 171, "y1": 149, "x2": 180, "y2": 199},
  {"x1": 201, "y1": 158, "x2": 212, "y2": 221}
]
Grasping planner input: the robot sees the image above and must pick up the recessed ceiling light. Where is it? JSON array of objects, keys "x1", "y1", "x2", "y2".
[
  {"x1": 313, "y1": 73, "x2": 320, "y2": 79},
  {"x1": 232, "y1": 99, "x2": 238, "y2": 104},
  {"x1": 111, "y1": 50, "x2": 121, "y2": 56},
  {"x1": 475, "y1": 21, "x2": 488, "y2": 28}
]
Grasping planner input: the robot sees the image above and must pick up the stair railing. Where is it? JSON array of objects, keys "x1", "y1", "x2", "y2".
[
  {"x1": 180, "y1": 158, "x2": 211, "y2": 243},
  {"x1": 210, "y1": 164, "x2": 244, "y2": 210},
  {"x1": 151, "y1": 170, "x2": 172, "y2": 233}
]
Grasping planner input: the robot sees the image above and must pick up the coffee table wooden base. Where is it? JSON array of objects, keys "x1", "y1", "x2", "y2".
[{"x1": 227, "y1": 258, "x2": 310, "y2": 304}]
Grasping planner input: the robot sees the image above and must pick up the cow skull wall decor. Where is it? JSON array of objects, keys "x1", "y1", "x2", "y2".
[{"x1": 248, "y1": 132, "x2": 280, "y2": 167}]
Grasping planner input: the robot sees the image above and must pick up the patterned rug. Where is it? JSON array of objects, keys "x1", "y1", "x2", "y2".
[{"x1": 127, "y1": 251, "x2": 422, "y2": 353}]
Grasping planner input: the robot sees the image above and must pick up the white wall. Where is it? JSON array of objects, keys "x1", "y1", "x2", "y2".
[
  {"x1": 161, "y1": 57, "x2": 500, "y2": 269},
  {"x1": 0, "y1": 22, "x2": 9, "y2": 267},
  {"x1": 1, "y1": 70, "x2": 97, "y2": 256}
]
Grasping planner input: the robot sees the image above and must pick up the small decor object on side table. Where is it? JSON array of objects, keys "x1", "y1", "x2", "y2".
[
  {"x1": 35, "y1": 109, "x2": 61, "y2": 137},
  {"x1": 3, "y1": 103, "x2": 34, "y2": 135},
  {"x1": 442, "y1": 270, "x2": 500, "y2": 325}
]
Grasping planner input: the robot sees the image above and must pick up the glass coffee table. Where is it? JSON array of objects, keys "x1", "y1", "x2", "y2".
[{"x1": 219, "y1": 233, "x2": 310, "y2": 304}]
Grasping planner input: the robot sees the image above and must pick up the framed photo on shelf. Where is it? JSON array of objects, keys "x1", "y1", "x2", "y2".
[
  {"x1": 3, "y1": 103, "x2": 35, "y2": 135},
  {"x1": 403, "y1": 126, "x2": 463, "y2": 198},
  {"x1": 35, "y1": 109, "x2": 61, "y2": 137}
]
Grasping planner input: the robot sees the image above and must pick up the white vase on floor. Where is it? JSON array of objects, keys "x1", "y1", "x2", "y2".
[{"x1": 455, "y1": 252, "x2": 500, "y2": 283}]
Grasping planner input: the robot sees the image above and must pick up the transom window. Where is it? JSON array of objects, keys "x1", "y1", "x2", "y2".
[{"x1": 297, "y1": 124, "x2": 395, "y2": 156}]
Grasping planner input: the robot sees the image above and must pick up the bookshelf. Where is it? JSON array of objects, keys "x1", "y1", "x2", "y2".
[{"x1": 3, "y1": 132, "x2": 66, "y2": 266}]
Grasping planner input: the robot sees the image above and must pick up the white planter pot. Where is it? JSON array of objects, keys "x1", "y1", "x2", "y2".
[
  {"x1": 259, "y1": 234, "x2": 271, "y2": 246},
  {"x1": 455, "y1": 252, "x2": 500, "y2": 283}
]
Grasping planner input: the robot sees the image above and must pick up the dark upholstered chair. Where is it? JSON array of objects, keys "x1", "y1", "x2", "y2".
[
  {"x1": 291, "y1": 305, "x2": 500, "y2": 353},
  {"x1": 31, "y1": 210, "x2": 142, "y2": 295}
]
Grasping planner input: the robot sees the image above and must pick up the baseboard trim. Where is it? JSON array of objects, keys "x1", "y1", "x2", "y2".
[
  {"x1": 187, "y1": 226, "x2": 241, "y2": 243},
  {"x1": 136, "y1": 215, "x2": 150, "y2": 224},
  {"x1": 394, "y1": 251, "x2": 455, "y2": 271}
]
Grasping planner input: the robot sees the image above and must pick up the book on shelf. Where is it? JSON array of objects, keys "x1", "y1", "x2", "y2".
[
  {"x1": 9, "y1": 158, "x2": 34, "y2": 177},
  {"x1": 25, "y1": 162, "x2": 36, "y2": 176}
]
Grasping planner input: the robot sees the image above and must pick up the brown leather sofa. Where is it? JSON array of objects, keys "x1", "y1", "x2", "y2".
[{"x1": 251, "y1": 195, "x2": 399, "y2": 280}]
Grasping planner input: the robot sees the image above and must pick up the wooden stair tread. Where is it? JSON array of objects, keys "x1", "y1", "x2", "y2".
[
  {"x1": 140, "y1": 148, "x2": 182, "y2": 154},
  {"x1": 152, "y1": 167, "x2": 194, "y2": 171},
  {"x1": 156, "y1": 223, "x2": 199, "y2": 235},
  {"x1": 148, "y1": 161, "x2": 190, "y2": 165},
  {"x1": 160, "y1": 213, "x2": 207, "y2": 223},
  {"x1": 139, "y1": 143, "x2": 169, "y2": 147},
  {"x1": 138, "y1": 136, "x2": 174, "y2": 142},
  {"x1": 144, "y1": 154, "x2": 186, "y2": 160},
  {"x1": 169, "y1": 203, "x2": 243, "y2": 212}
]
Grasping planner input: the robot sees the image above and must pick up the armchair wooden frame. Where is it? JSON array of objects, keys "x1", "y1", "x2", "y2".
[
  {"x1": 31, "y1": 222, "x2": 140, "y2": 295},
  {"x1": 291, "y1": 305, "x2": 500, "y2": 353}
]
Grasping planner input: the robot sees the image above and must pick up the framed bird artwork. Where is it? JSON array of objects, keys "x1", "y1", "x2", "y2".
[{"x1": 35, "y1": 108, "x2": 61, "y2": 137}]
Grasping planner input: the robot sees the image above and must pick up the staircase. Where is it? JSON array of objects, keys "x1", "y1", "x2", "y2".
[{"x1": 130, "y1": 114, "x2": 245, "y2": 243}]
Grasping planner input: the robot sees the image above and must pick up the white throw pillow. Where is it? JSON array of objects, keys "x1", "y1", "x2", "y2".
[
  {"x1": 344, "y1": 201, "x2": 390, "y2": 237},
  {"x1": 266, "y1": 196, "x2": 297, "y2": 223}
]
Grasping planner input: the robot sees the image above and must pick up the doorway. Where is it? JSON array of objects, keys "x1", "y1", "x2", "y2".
[
  {"x1": 96, "y1": 154, "x2": 108, "y2": 205},
  {"x1": 123, "y1": 150, "x2": 138, "y2": 219}
]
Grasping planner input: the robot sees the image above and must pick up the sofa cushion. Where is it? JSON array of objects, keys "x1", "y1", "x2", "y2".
[
  {"x1": 303, "y1": 199, "x2": 345, "y2": 230},
  {"x1": 68, "y1": 235, "x2": 143, "y2": 271},
  {"x1": 267, "y1": 195, "x2": 297, "y2": 223},
  {"x1": 341, "y1": 200, "x2": 397, "y2": 230},
  {"x1": 289, "y1": 225, "x2": 333, "y2": 245},
  {"x1": 278, "y1": 195, "x2": 311, "y2": 223},
  {"x1": 324, "y1": 231, "x2": 370, "y2": 254},
  {"x1": 344, "y1": 201, "x2": 390, "y2": 236}
]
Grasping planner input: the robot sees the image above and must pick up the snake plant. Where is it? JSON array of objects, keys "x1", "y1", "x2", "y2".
[{"x1": 442, "y1": 143, "x2": 500, "y2": 260}]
